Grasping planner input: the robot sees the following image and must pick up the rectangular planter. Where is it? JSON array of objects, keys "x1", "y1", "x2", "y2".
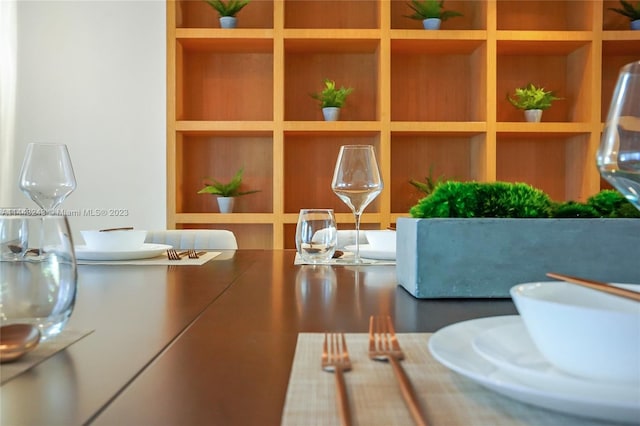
[{"x1": 396, "y1": 217, "x2": 640, "y2": 299}]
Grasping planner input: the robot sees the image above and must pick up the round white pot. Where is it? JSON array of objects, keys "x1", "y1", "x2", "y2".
[
  {"x1": 322, "y1": 107, "x2": 340, "y2": 121},
  {"x1": 422, "y1": 18, "x2": 442, "y2": 30},
  {"x1": 524, "y1": 109, "x2": 543, "y2": 123},
  {"x1": 631, "y1": 19, "x2": 640, "y2": 30},
  {"x1": 219, "y1": 16, "x2": 237, "y2": 29},
  {"x1": 217, "y1": 197, "x2": 235, "y2": 213}
]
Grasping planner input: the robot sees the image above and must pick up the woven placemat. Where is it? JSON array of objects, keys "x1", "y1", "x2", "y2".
[{"x1": 281, "y1": 333, "x2": 612, "y2": 426}]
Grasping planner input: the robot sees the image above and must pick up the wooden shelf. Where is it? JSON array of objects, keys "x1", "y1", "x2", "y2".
[{"x1": 167, "y1": 0, "x2": 628, "y2": 249}]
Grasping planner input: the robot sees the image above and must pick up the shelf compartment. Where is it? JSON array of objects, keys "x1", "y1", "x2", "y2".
[
  {"x1": 391, "y1": 40, "x2": 486, "y2": 122},
  {"x1": 497, "y1": 41, "x2": 592, "y2": 123},
  {"x1": 496, "y1": 133, "x2": 592, "y2": 202},
  {"x1": 390, "y1": 132, "x2": 486, "y2": 214},
  {"x1": 176, "y1": 40, "x2": 273, "y2": 121},
  {"x1": 283, "y1": 132, "x2": 381, "y2": 214},
  {"x1": 284, "y1": 1, "x2": 379, "y2": 29},
  {"x1": 497, "y1": 1, "x2": 594, "y2": 31},
  {"x1": 601, "y1": 41, "x2": 640, "y2": 122},
  {"x1": 176, "y1": 131, "x2": 273, "y2": 214},
  {"x1": 175, "y1": 0, "x2": 274, "y2": 29},
  {"x1": 391, "y1": 0, "x2": 487, "y2": 30},
  {"x1": 284, "y1": 40, "x2": 380, "y2": 121}
]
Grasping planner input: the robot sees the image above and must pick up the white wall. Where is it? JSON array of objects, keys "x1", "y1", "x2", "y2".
[{"x1": 1, "y1": 0, "x2": 166, "y2": 241}]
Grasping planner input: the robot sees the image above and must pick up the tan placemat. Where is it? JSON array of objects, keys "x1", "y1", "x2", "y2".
[
  {"x1": 281, "y1": 333, "x2": 612, "y2": 426},
  {"x1": 294, "y1": 253, "x2": 395, "y2": 266},
  {"x1": 77, "y1": 251, "x2": 221, "y2": 266},
  {"x1": 1, "y1": 328, "x2": 94, "y2": 384}
]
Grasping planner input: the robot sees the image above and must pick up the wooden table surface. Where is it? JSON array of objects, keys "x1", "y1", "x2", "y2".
[{"x1": 0, "y1": 250, "x2": 517, "y2": 425}]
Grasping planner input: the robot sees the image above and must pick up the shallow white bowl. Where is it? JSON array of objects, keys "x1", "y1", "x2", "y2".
[
  {"x1": 81, "y1": 230, "x2": 147, "y2": 251},
  {"x1": 510, "y1": 281, "x2": 640, "y2": 384},
  {"x1": 365, "y1": 230, "x2": 396, "y2": 251}
]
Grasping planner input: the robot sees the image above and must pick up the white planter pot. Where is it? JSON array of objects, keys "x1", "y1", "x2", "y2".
[
  {"x1": 219, "y1": 16, "x2": 237, "y2": 29},
  {"x1": 217, "y1": 197, "x2": 235, "y2": 213},
  {"x1": 631, "y1": 19, "x2": 640, "y2": 30},
  {"x1": 322, "y1": 107, "x2": 340, "y2": 121},
  {"x1": 524, "y1": 109, "x2": 543, "y2": 122},
  {"x1": 422, "y1": 18, "x2": 441, "y2": 30}
]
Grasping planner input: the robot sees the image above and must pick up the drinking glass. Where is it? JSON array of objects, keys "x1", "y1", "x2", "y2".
[
  {"x1": 331, "y1": 145, "x2": 383, "y2": 263},
  {"x1": 19, "y1": 143, "x2": 77, "y2": 214},
  {"x1": 597, "y1": 60, "x2": 640, "y2": 211},
  {"x1": 296, "y1": 209, "x2": 338, "y2": 263},
  {"x1": 0, "y1": 215, "x2": 78, "y2": 340}
]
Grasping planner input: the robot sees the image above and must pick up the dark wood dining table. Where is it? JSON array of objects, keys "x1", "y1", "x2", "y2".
[{"x1": 0, "y1": 250, "x2": 517, "y2": 425}]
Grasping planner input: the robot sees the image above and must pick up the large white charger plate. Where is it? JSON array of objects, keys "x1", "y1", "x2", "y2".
[
  {"x1": 75, "y1": 243, "x2": 172, "y2": 261},
  {"x1": 428, "y1": 315, "x2": 640, "y2": 424},
  {"x1": 344, "y1": 244, "x2": 395, "y2": 260}
]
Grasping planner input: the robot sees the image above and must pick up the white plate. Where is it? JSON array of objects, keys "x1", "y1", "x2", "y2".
[
  {"x1": 471, "y1": 321, "x2": 639, "y2": 394},
  {"x1": 75, "y1": 243, "x2": 172, "y2": 261},
  {"x1": 428, "y1": 315, "x2": 640, "y2": 424},
  {"x1": 344, "y1": 244, "x2": 395, "y2": 260}
]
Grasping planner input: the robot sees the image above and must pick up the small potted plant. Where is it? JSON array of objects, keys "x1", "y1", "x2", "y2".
[
  {"x1": 204, "y1": 0, "x2": 250, "y2": 29},
  {"x1": 310, "y1": 78, "x2": 354, "y2": 121},
  {"x1": 405, "y1": 0, "x2": 463, "y2": 30},
  {"x1": 609, "y1": 0, "x2": 640, "y2": 30},
  {"x1": 197, "y1": 167, "x2": 260, "y2": 213},
  {"x1": 507, "y1": 83, "x2": 561, "y2": 122}
]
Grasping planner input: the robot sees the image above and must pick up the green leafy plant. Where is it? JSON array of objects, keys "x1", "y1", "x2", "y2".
[
  {"x1": 507, "y1": 83, "x2": 561, "y2": 111},
  {"x1": 409, "y1": 166, "x2": 447, "y2": 196},
  {"x1": 609, "y1": 0, "x2": 640, "y2": 21},
  {"x1": 310, "y1": 79, "x2": 354, "y2": 108},
  {"x1": 204, "y1": 0, "x2": 250, "y2": 17},
  {"x1": 197, "y1": 167, "x2": 260, "y2": 198},
  {"x1": 405, "y1": 0, "x2": 463, "y2": 21}
]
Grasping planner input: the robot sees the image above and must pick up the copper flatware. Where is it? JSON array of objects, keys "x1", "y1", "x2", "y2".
[
  {"x1": 546, "y1": 272, "x2": 640, "y2": 302},
  {"x1": 322, "y1": 333, "x2": 353, "y2": 426},
  {"x1": 0, "y1": 324, "x2": 41, "y2": 363},
  {"x1": 369, "y1": 316, "x2": 428, "y2": 426},
  {"x1": 167, "y1": 249, "x2": 188, "y2": 260},
  {"x1": 99, "y1": 227, "x2": 134, "y2": 232}
]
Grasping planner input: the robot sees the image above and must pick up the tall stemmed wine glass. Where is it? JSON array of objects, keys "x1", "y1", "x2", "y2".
[
  {"x1": 331, "y1": 145, "x2": 383, "y2": 263},
  {"x1": 597, "y1": 60, "x2": 640, "y2": 211},
  {"x1": 19, "y1": 143, "x2": 77, "y2": 215}
]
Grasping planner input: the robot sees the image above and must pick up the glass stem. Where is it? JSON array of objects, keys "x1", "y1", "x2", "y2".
[{"x1": 354, "y1": 212, "x2": 362, "y2": 262}]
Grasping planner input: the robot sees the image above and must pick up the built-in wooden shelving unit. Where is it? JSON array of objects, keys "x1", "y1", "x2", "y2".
[{"x1": 167, "y1": 0, "x2": 640, "y2": 249}]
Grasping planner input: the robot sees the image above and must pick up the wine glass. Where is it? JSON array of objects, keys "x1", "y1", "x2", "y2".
[
  {"x1": 19, "y1": 143, "x2": 77, "y2": 215},
  {"x1": 597, "y1": 60, "x2": 640, "y2": 211},
  {"x1": 331, "y1": 145, "x2": 383, "y2": 263}
]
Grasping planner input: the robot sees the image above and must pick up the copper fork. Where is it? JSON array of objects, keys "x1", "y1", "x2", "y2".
[
  {"x1": 369, "y1": 316, "x2": 428, "y2": 426},
  {"x1": 322, "y1": 333, "x2": 353, "y2": 426},
  {"x1": 167, "y1": 249, "x2": 187, "y2": 260}
]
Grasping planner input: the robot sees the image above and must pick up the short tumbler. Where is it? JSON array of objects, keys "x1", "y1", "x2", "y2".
[
  {"x1": 295, "y1": 209, "x2": 337, "y2": 263},
  {"x1": 0, "y1": 215, "x2": 77, "y2": 340}
]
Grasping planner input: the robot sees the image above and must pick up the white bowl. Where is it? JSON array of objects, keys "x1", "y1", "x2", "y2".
[
  {"x1": 510, "y1": 281, "x2": 640, "y2": 384},
  {"x1": 365, "y1": 230, "x2": 396, "y2": 251},
  {"x1": 81, "y1": 229, "x2": 147, "y2": 251}
]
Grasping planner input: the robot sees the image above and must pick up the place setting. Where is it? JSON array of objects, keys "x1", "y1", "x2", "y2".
[
  {"x1": 295, "y1": 145, "x2": 395, "y2": 266},
  {"x1": 428, "y1": 275, "x2": 640, "y2": 424},
  {"x1": 74, "y1": 227, "x2": 221, "y2": 265}
]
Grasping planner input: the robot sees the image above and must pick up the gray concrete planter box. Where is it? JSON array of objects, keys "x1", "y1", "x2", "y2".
[{"x1": 396, "y1": 217, "x2": 640, "y2": 298}]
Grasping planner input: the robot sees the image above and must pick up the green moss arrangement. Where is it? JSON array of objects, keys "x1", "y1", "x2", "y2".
[
  {"x1": 587, "y1": 190, "x2": 640, "y2": 218},
  {"x1": 409, "y1": 181, "x2": 553, "y2": 218},
  {"x1": 409, "y1": 182, "x2": 640, "y2": 219}
]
